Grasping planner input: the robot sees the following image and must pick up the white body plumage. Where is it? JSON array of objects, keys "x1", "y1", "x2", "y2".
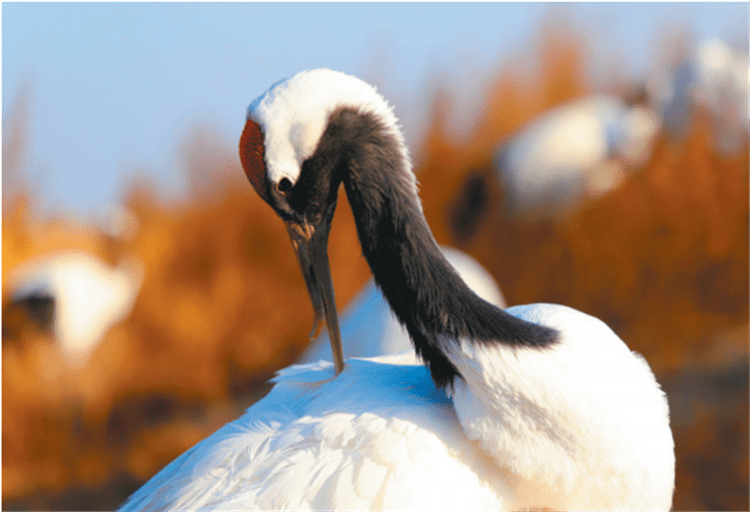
[{"x1": 121, "y1": 304, "x2": 673, "y2": 510}]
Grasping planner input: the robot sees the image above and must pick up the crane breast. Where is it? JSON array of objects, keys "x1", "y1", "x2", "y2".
[{"x1": 446, "y1": 303, "x2": 675, "y2": 509}]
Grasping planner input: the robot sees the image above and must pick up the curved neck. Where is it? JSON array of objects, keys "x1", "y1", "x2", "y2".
[{"x1": 323, "y1": 108, "x2": 557, "y2": 387}]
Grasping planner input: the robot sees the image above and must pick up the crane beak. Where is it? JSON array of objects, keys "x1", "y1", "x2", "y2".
[{"x1": 285, "y1": 218, "x2": 345, "y2": 375}]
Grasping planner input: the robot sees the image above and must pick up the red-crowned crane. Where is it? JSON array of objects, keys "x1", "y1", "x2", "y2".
[
  {"x1": 493, "y1": 94, "x2": 661, "y2": 221},
  {"x1": 648, "y1": 37, "x2": 748, "y2": 157},
  {"x1": 5, "y1": 250, "x2": 143, "y2": 368},
  {"x1": 119, "y1": 69, "x2": 675, "y2": 510}
]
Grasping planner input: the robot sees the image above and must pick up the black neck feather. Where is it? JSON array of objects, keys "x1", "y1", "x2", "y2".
[{"x1": 317, "y1": 108, "x2": 558, "y2": 388}]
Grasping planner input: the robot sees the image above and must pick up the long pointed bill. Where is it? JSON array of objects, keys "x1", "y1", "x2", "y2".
[{"x1": 285, "y1": 219, "x2": 344, "y2": 375}]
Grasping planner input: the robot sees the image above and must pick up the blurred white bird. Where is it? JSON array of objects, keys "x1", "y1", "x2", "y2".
[
  {"x1": 298, "y1": 245, "x2": 505, "y2": 364},
  {"x1": 649, "y1": 37, "x2": 748, "y2": 156},
  {"x1": 120, "y1": 69, "x2": 674, "y2": 510},
  {"x1": 494, "y1": 94, "x2": 661, "y2": 220},
  {"x1": 5, "y1": 251, "x2": 143, "y2": 367}
]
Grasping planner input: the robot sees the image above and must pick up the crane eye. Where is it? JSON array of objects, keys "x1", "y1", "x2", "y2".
[{"x1": 277, "y1": 178, "x2": 293, "y2": 194}]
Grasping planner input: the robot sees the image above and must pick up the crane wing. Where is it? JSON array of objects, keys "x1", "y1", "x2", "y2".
[{"x1": 119, "y1": 357, "x2": 514, "y2": 510}]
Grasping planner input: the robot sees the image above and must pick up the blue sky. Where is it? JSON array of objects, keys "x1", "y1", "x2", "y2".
[{"x1": 3, "y1": 2, "x2": 748, "y2": 217}]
